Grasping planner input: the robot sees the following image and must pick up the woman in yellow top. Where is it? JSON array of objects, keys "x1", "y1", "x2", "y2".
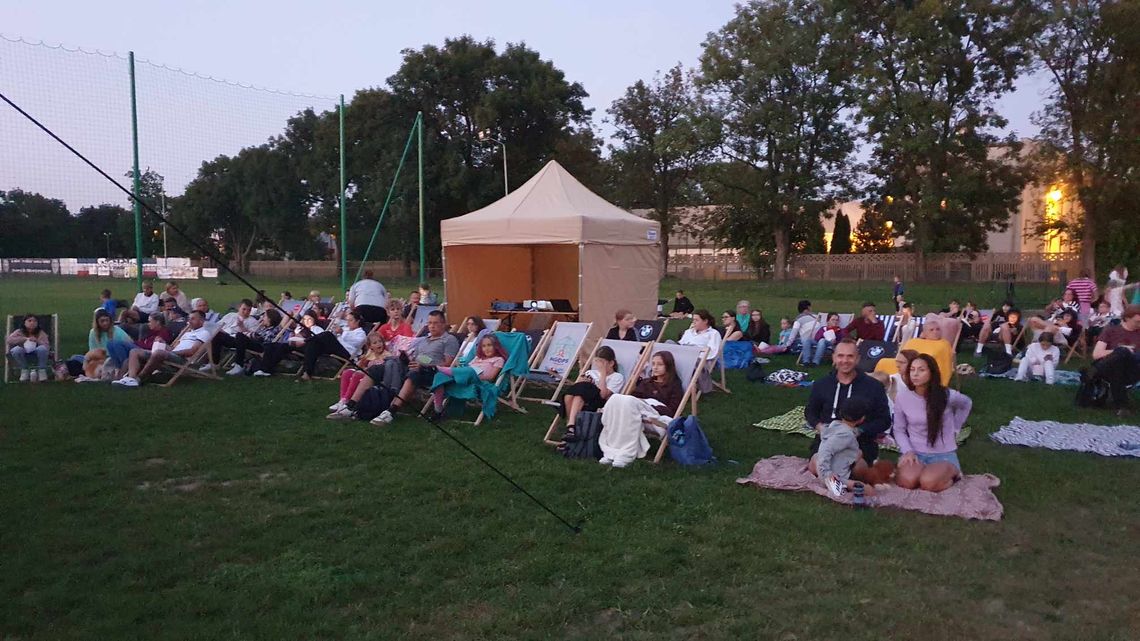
[{"x1": 875, "y1": 317, "x2": 954, "y2": 386}]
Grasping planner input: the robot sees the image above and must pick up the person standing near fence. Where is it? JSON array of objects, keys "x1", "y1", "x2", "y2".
[
  {"x1": 1066, "y1": 270, "x2": 1099, "y2": 318},
  {"x1": 348, "y1": 270, "x2": 389, "y2": 324}
]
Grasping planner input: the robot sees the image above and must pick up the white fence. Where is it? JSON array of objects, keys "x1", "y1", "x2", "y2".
[{"x1": 1, "y1": 258, "x2": 208, "y2": 279}]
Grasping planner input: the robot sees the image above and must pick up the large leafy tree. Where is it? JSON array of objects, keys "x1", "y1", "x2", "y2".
[
  {"x1": 74, "y1": 204, "x2": 133, "y2": 257},
  {"x1": 698, "y1": 0, "x2": 858, "y2": 279},
  {"x1": 846, "y1": 0, "x2": 1031, "y2": 279},
  {"x1": 608, "y1": 65, "x2": 713, "y2": 272},
  {"x1": 0, "y1": 190, "x2": 74, "y2": 258},
  {"x1": 1027, "y1": 0, "x2": 1140, "y2": 276}
]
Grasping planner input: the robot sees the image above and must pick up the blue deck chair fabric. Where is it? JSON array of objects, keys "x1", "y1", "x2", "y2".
[{"x1": 430, "y1": 331, "x2": 534, "y2": 418}]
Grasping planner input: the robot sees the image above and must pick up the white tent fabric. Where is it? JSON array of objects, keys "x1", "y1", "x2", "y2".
[{"x1": 441, "y1": 160, "x2": 659, "y2": 246}]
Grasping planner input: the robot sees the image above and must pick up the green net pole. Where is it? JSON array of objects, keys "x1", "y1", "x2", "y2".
[
  {"x1": 338, "y1": 94, "x2": 347, "y2": 294},
  {"x1": 353, "y1": 113, "x2": 421, "y2": 285},
  {"x1": 417, "y1": 111, "x2": 425, "y2": 284},
  {"x1": 128, "y1": 51, "x2": 143, "y2": 291}
]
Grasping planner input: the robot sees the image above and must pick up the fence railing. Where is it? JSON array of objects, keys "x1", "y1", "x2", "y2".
[
  {"x1": 664, "y1": 252, "x2": 1080, "y2": 283},
  {"x1": 240, "y1": 260, "x2": 440, "y2": 281}
]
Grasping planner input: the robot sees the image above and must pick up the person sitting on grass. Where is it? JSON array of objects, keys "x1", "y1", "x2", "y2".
[
  {"x1": 806, "y1": 339, "x2": 892, "y2": 466},
  {"x1": 1014, "y1": 332, "x2": 1060, "y2": 385},
  {"x1": 83, "y1": 309, "x2": 133, "y2": 378},
  {"x1": 1089, "y1": 304, "x2": 1140, "y2": 416},
  {"x1": 597, "y1": 352, "x2": 684, "y2": 468},
  {"x1": 424, "y1": 333, "x2": 509, "y2": 420},
  {"x1": 734, "y1": 300, "x2": 752, "y2": 333},
  {"x1": 893, "y1": 354, "x2": 972, "y2": 492},
  {"x1": 788, "y1": 300, "x2": 818, "y2": 353},
  {"x1": 361, "y1": 310, "x2": 458, "y2": 426},
  {"x1": 557, "y1": 345, "x2": 624, "y2": 440},
  {"x1": 747, "y1": 309, "x2": 771, "y2": 347},
  {"x1": 955, "y1": 300, "x2": 984, "y2": 343},
  {"x1": 119, "y1": 280, "x2": 160, "y2": 324},
  {"x1": 809, "y1": 397, "x2": 879, "y2": 497},
  {"x1": 112, "y1": 310, "x2": 211, "y2": 388},
  {"x1": 804, "y1": 312, "x2": 844, "y2": 367},
  {"x1": 606, "y1": 309, "x2": 638, "y2": 341},
  {"x1": 719, "y1": 311, "x2": 744, "y2": 342},
  {"x1": 7, "y1": 315, "x2": 51, "y2": 383},
  {"x1": 327, "y1": 332, "x2": 393, "y2": 416},
  {"x1": 296, "y1": 311, "x2": 367, "y2": 381},
  {"x1": 105, "y1": 313, "x2": 174, "y2": 374},
  {"x1": 758, "y1": 317, "x2": 792, "y2": 355},
  {"x1": 670, "y1": 289, "x2": 695, "y2": 318},
  {"x1": 843, "y1": 302, "x2": 886, "y2": 342}
]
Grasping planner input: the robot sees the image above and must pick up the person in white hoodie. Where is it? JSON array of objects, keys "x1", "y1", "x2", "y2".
[
  {"x1": 1014, "y1": 332, "x2": 1060, "y2": 385},
  {"x1": 788, "y1": 300, "x2": 819, "y2": 353}
]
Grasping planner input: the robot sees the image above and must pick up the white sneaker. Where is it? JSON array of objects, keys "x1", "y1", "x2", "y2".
[
  {"x1": 226, "y1": 364, "x2": 245, "y2": 376},
  {"x1": 974, "y1": 344, "x2": 983, "y2": 356},
  {"x1": 599, "y1": 457, "x2": 613, "y2": 466},
  {"x1": 611, "y1": 459, "x2": 629, "y2": 469},
  {"x1": 74, "y1": 375, "x2": 92, "y2": 383},
  {"x1": 370, "y1": 410, "x2": 394, "y2": 426},
  {"x1": 1004, "y1": 344, "x2": 1013, "y2": 356},
  {"x1": 19, "y1": 369, "x2": 30, "y2": 382},
  {"x1": 326, "y1": 407, "x2": 355, "y2": 421},
  {"x1": 39, "y1": 368, "x2": 50, "y2": 381},
  {"x1": 118, "y1": 377, "x2": 140, "y2": 388},
  {"x1": 198, "y1": 364, "x2": 214, "y2": 373},
  {"x1": 28, "y1": 369, "x2": 39, "y2": 383},
  {"x1": 328, "y1": 400, "x2": 346, "y2": 412},
  {"x1": 253, "y1": 370, "x2": 272, "y2": 377}
]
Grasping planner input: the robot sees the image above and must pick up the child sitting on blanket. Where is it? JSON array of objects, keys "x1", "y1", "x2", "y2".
[
  {"x1": 758, "y1": 317, "x2": 794, "y2": 355},
  {"x1": 810, "y1": 397, "x2": 878, "y2": 496}
]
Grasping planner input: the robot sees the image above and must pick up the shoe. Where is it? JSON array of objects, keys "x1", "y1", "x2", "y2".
[
  {"x1": 226, "y1": 364, "x2": 245, "y2": 376},
  {"x1": 326, "y1": 407, "x2": 355, "y2": 420},
  {"x1": 28, "y1": 369, "x2": 39, "y2": 383},
  {"x1": 39, "y1": 368, "x2": 49, "y2": 381},
  {"x1": 599, "y1": 457, "x2": 613, "y2": 466},
  {"x1": 1004, "y1": 344, "x2": 1013, "y2": 356},
  {"x1": 74, "y1": 375, "x2": 91, "y2": 383},
  {"x1": 370, "y1": 410, "x2": 394, "y2": 426},
  {"x1": 611, "y1": 459, "x2": 629, "y2": 468},
  {"x1": 118, "y1": 377, "x2": 140, "y2": 388},
  {"x1": 253, "y1": 370, "x2": 272, "y2": 377},
  {"x1": 19, "y1": 369, "x2": 30, "y2": 382},
  {"x1": 754, "y1": 357, "x2": 770, "y2": 365},
  {"x1": 198, "y1": 364, "x2": 214, "y2": 373}
]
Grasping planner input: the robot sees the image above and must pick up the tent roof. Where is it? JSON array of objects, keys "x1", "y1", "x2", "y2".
[{"x1": 441, "y1": 160, "x2": 660, "y2": 246}]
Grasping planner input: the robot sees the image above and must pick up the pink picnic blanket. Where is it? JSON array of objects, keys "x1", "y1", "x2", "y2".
[{"x1": 736, "y1": 455, "x2": 1004, "y2": 521}]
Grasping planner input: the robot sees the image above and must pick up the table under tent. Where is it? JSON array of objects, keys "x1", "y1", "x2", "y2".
[{"x1": 440, "y1": 160, "x2": 661, "y2": 353}]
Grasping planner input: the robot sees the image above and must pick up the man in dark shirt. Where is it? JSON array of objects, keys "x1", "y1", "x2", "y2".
[
  {"x1": 670, "y1": 290, "x2": 695, "y2": 318},
  {"x1": 805, "y1": 339, "x2": 892, "y2": 464},
  {"x1": 843, "y1": 302, "x2": 886, "y2": 342},
  {"x1": 1091, "y1": 305, "x2": 1140, "y2": 414}
]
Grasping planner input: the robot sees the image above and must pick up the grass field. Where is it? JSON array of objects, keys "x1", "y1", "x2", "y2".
[{"x1": 1, "y1": 275, "x2": 1138, "y2": 640}]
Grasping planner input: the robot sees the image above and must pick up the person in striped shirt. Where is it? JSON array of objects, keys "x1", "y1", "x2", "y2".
[{"x1": 1066, "y1": 271, "x2": 1099, "y2": 318}]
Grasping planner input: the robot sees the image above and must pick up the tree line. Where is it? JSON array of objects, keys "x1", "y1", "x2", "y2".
[{"x1": 2, "y1": 0, "x2": 1136, "y2": 280}]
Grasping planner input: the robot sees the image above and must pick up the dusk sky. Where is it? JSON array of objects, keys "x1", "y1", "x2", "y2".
[{"x1": 3, "y1": 0, "x2": 1052, "y2": 210}]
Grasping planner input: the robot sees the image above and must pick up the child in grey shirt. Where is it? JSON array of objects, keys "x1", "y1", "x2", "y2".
[{"x1": 811, "y1": 397, "x2": 871, "y2": 496}]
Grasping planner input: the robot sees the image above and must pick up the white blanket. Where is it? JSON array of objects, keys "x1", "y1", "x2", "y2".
[{"x1": 600, "y1": 394, "x2": 665, "y2": 465}]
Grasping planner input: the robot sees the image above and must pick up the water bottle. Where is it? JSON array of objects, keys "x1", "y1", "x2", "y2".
[{"x1": 852, "y1": 482, "x2": 868, "y2": 509}]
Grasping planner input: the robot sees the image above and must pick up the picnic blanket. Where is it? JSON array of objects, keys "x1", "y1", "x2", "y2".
[
  {"x1": 736, "y1": 455, "x2": 1003, "y2": 521},
  {"x1": 978, "y1": 368, "x2": 1082, "y2": 386},
  {"x1": 752, "y1": 406, "x2": 972, "y2": 451},
  {"x1": 990, "y1": 416, "x2": 1140, "y2": 458}
]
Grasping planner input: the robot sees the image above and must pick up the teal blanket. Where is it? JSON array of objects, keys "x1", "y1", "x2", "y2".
[{"x1": 429, "y1": 331, "x2": 533, "y2": 419}]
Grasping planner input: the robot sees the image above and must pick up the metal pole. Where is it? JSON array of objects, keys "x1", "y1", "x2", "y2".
[
  {"x1": 417, "y1": 110, "x2": 425, "y2": 284},
  {"x1": 501, "y1": 141, "x2": 508, "y2": 196},
  {"x1": 161, "y1": 194, "x2": 167, "y2": 259},
  {"x1": 128, "y1": 51, "x2": 143, "y2": 291},
  {"x1": 339, "y1": 94, "x2": 347, "y2": 293}
]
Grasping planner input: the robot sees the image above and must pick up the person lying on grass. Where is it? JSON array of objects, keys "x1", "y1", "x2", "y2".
[
  {"x1": 112, "y1": 310, "x2": 210, "y2": 388},
  {"x1": 893, "y1": 354, "x2": 973, "y2": 492},
  {"x1": 809, "y1": 397, "x2": 882, "y2": 497},
  {"x1": 558, "y1": 345, "x2": 624, "y2": 441}
]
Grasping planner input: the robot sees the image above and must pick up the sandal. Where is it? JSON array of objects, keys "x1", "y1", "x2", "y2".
[{"x1": 562, "y1": 425, "x2": 578, "y2": 442}]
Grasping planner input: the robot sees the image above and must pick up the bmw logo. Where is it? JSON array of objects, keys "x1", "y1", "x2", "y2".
[
  {"x1": 638, "y1": 325, "x2": 653, "y2": 338},
  {"x1": 869, "y1": 346, "x2": 884, "y2": 358}
]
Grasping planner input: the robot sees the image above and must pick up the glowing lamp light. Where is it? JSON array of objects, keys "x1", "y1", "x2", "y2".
[
  {"x1": 885, "y1": 195, "x2": 895, "y2": 204},
  {"x1": 885, "y1": 220, "x2": 894, "y2": 230},
  {"x1": 1047, "y1": 188, "x2": 1063, "y2": 202}
]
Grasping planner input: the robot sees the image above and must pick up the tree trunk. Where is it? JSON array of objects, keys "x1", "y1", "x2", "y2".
[
  {"x1": 1080, "y1": 196, "x2": 1097, "y2": 277},
  {"x1": 914, "y1": 243, "x2": 927, "y2": 283},
  {"x1": 659, "y1": 236, "x2": 670, "y2": 278},
  {"x1": 773, "y1": 228, "x2": 790, "y2": 281}
]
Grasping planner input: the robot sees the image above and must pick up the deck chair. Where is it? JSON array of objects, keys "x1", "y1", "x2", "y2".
[
  {"x1": 1064, "y1": 330, "x2": 1089, "y2": 364},
  {"x1": 632, "y1": 318, "x2": 668, "y2": 342},
  {"x1": 857, "y1": 340, "x2": 898, "y2": 373},
  {"x1": 543, "y1": 338, "x2": 651, "y2": 445},
  {"x1": 429, "y1": 331, "x2": 534, "y2": 425},
  {"x1": 483, "y1": 318, "x2": 502, "y2": 332},
  {"x1": 4, "y1": 314, "x2": 60, "y2": 382},
  {"x1": 708, "y1": 338, "x2": 730, "y2": 394},
  {"x1": 876, "y1": 314, "x2": 897, "y2": 345},
  {"x1": 637, "y1": 342, "x2": 708, "y2": 463},
  {"x1": 515, "y1": 321, "x2": 596, "y2": 403},
  {"x1": 159, "y1": 323, "x2": 223, "y2": 387},
  {"x1": 411, "y1": 305, "x2": 441, "y2": 335}
]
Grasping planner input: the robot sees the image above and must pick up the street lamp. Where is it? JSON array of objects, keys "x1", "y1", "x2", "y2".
[
  {"x1": 102, "y1": 232, "x2": 112, "y2": 258},
  {"x1": 478, "y1": 129, "x2": 508, "y2": 197}
]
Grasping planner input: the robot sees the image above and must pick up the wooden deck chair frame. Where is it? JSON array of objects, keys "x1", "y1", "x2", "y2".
[
  {"x1": 639, "y1": 343, "x2": 708, "y2": 463},
  {"x1": 542, "y1": 338, "x2": 651, "y2": 445},
  {"x1": 425, "y1": 333, "x2": 529, "y2": 426},
  {"x1": 514, "y1": 321, "x2": 597, "y2": 404},
  {"x1": 159, "y1": 324, "x2": 222, "y2": 387},
  {"x1": 1064, "y1": 330, "x2": 1089, "y2": 364},
  {"x1": 4, "y1": 313, "x2": 60, "y2": 383},
  {"x1": 709, "y1": 338, "x2": 730, "y2": 394}
]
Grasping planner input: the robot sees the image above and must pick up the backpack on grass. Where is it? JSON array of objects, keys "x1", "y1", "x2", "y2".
[
  {"x1": 354, "y1": 385, "x2": 394, "y2": 422},
  {"x1": 561, "y1": 411, "x2": 603, "y2": 460},
  {"x1": 667, "y1": 415, "x2": 716, "y2": 466}
]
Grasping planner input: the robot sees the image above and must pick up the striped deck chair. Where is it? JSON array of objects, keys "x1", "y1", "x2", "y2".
[
  {"x1": 876, "y1": 314, "x2": 897, "y2": 345},
  {"x1": 636, "y1": 342, "x2": 708, "y2": 463},
  {"x1": 514, "y1": 321, "x2": 597, "y2": 404},
  {"x1": 543, "y1": 338, "x2": 650, "y2": 445},
  {"x1": 159, "y1": 323, "x2": 223, "y2": 387},
  {"x1": 4, "y1": 313, "x2": 60, "y2": 383}
]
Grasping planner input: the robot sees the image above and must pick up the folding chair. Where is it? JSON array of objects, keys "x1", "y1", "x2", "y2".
[
  {"x1": 543, "y1": 338, "x2": 650, "y2": 445},
  {"x1": 159, "y1": 324, "x2": 223, "y2": 387},
  {"x1": 876, "y1": 314, "x2": 897, "y2": 345},
  {"x1": 411, "y1": 305, "x2": 441, "y2": 335},
  {"x1": 708, "y1": 338, "x2": 730, "y2": 395},
  {"x1": 632, "y1": 318, "x2": 668, "y2": 342},
  {"x1": 637, "y1": 343, "x2": 708, "y2": 463},
  {"x1": 428, "y1": 331, "x2": 534, "y2": 425},
  {"x1": 515, "y1": 321, "x2": 596, "y2": 403},
  {"x1": 1064, "y1": 330, "x2": 1089, "y2": 364},
  {"x1": 4, "y1": 313, "x2": 60, "y2": 383}
]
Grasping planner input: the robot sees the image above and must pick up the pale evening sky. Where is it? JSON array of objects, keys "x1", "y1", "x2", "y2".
[{"x1": 2, "y1": 0, "x2": 1051, "y2": 211}]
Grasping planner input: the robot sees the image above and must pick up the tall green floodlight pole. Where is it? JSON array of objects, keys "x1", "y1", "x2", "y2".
[
  {"x1": 128, "y1": 51, "x2": 143, "y2": 292},
  {"x1": 339, "y1": 94, "x2": 347, "y2": 293},
  {"x1": 417, "y1": 111, "x2": 425, "y2": 284}
]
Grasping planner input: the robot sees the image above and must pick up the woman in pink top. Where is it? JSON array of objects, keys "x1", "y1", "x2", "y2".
[{"x1": 892, "y1": 353, "x2": 972, "y2": 492}]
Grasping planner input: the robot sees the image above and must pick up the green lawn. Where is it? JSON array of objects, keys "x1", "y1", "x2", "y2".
[{"x1": 1, "y1": 275, "x2": 1137, "y2": 640}]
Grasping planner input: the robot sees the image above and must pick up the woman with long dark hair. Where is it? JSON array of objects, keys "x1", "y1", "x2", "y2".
[
  {"x1": 597, "y1": 351, "x2": 684, "y2": 468},
  {"x1": 892, "y1": 354, "x2": 972, "y2": 492}
]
